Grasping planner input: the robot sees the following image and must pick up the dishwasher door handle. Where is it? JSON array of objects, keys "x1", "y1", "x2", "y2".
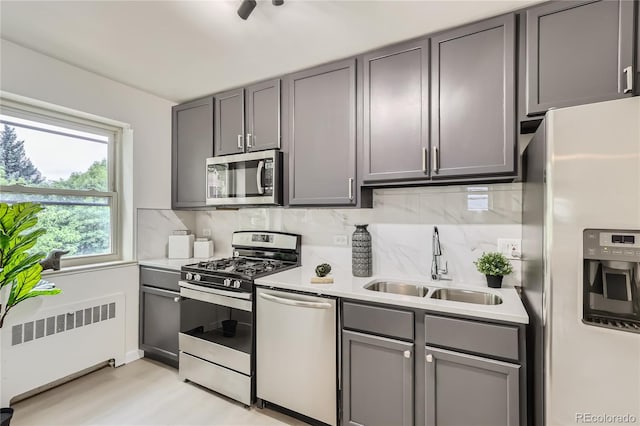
[{"x1": 259, "y1": 292, "x2": 332, "y2": 309}]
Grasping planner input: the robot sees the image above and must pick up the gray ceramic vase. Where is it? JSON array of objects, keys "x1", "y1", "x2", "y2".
[{"x1": 352, "y1": 224, "x2": 372, "y2": 277}]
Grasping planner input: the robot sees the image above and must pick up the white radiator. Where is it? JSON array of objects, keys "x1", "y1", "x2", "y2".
[{"x1": 1, "y1": 292, "x2": 126, "y2": 405}]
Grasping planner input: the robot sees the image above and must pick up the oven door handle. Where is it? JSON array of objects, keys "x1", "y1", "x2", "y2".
[
  {"x1": 259, "y1": 292, "x2": 332, "y2": 309},
  {"x1": 256, "y1": 160, "x2": 265, "y2": 195}
]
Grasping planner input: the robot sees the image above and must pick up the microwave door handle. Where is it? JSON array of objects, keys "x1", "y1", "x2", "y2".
[{"x1": 256, "y1": 160, "x2": 265, "y2": 194}]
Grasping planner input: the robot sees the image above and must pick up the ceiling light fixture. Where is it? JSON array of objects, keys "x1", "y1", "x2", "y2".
[
  {"x1": 237, "y1": 0, "x2": 284, "y2": 20},
  {"x1": 237, "y1": 0, "x2": 257, "y2": 20}
]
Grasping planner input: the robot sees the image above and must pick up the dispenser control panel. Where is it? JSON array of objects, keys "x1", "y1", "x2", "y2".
[{"x1": 584, "y1": 229, "x2": 640, "y2": 261}]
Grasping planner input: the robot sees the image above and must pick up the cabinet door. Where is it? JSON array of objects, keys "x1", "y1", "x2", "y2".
[
  {"x1": 431, "y1": 14, "x2": 516, "y2": 179},
  {"x1": 246, "y1": 79, "x2": 281, "y2": 152},
  {"x1": 343, "y1": 330, "x2": 413, "y2": 426},
  {"x1": 171, "y1": 97, "x2": 214, "y2": 209},
  {"x1": 363, "y1": 39, "x2": 430, "y2": 182},
  {"x1": 288, "y1": 59, "x2": 356, "y2": 206},
  {"x1": 140, "y1": 286, "x2": 181, "y2": 366},
  {"x1": 526, "y1": 0, "x2": 635, "y2": 115},
  {"x1": 425, "y1": 346, "x2": 520, "y2": 426},
  {"x1": 215, "y1": 88, "x2": 245, "y2": 156}
]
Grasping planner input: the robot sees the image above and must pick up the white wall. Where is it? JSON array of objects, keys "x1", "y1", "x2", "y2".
[
  {"x1": 0, "y1": 39, "x2": 175, "y2": 404},
  {"x1": 0, "y1": 38, "x2": 176, "y2": 209}
]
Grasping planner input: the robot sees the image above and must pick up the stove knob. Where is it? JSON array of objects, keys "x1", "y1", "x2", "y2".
[
  {"x1": 223, "y1": 278, "x2": 231, "y2": 287},
  {"x1": 233, "y1": 280, "x2": 241, "y2": 289},
  {"x1": 193, "y1": 274, "x2": 201, "y2": 282},
  {"x1": 186, "y1": 272, "x2": 193, "y2": 280}
]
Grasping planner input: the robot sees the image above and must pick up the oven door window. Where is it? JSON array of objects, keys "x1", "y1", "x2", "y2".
[
  {"x1": 181, "y1": 299, "x2": 252, "y2": 355},
  {"x1": 207, "y1": 159, "x2": 271, "y2": 200}
]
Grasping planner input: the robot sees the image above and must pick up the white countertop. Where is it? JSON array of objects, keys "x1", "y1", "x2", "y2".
[
  {"x1": 255, "y1": 266, "x2": 529, "y2": 324},
  {"x1": 138, "y1": 257, "x2": 213, "y2": 271}
]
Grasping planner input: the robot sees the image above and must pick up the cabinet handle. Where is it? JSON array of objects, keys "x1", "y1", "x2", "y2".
[
  {"x1": 348, "y1": 178, "x2": 354, "y2": 201},
  {"x1": 173, "y1": 297, "x2": 181, "y2": 303},
  {"x1": 403, "y1": 350, "x2": 411, "y2": 359},
  {"x1": 237, "y1": 134, "x2": 244, "y2": 150},
  {"x1": 247, "y1": 133, "x2": 253, "y2": 148},
  {"x1": 623, "y1": 66, "x2": 633, "y2": 94},
  {"x1": 432, "y1": 146, "x2": 439, "y2": 174},
  {"x1": 422, "y1": 148, "x2": 427, "y2": 172},
  {"x1": 426, "y1": 354, "x2": 433, "y2": 363}
]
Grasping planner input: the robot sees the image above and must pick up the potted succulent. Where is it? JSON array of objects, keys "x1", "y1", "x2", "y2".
[
  {"x1": 0, "y1": 202, "x2": 62, "y2": 425},
  {"x1": 473, "y1": 252, "x2": 513, "y2": 288}
]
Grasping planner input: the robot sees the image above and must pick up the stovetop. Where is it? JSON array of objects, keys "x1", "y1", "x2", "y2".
[
  {"x1": 179, "y1": 231, "x2": 301, "y2": 294},
  {"x1": 184, "y1": 257, "x2": 292, "y2": 279}
]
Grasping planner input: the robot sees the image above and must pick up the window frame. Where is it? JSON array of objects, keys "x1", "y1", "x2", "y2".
[{"x1": 0, "y1": 97, "x2": 123, "y2": 267}]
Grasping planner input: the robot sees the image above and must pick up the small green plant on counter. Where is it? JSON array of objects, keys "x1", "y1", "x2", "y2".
[
  {"x1": 0, "y1": 202, "x2": 61, "y2": 328},
  {"x1": 474, "y1": 252, "x2": 513, "y2": 277},
  {"x1": 315, "y1": 263, "x2": 332, "y2": 277}
]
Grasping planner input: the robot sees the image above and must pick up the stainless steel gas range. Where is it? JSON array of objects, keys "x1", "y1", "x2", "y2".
[{"x1": 177, "y1": 231, "x2": 301, "y2": 406}]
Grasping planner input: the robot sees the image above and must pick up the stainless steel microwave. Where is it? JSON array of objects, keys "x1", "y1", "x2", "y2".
[{"x1": 205, "y1": 149, "x2": 283, "y2": 206}]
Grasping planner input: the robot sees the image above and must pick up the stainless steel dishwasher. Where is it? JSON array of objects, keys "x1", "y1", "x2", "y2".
[{"x1": 256, "y1": 287, "x2": 337, "y2": 426}]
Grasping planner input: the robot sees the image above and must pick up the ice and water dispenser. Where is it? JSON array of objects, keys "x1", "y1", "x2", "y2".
[{"x1": 583, "y1": 229, "x2": 640, "y2": 333}]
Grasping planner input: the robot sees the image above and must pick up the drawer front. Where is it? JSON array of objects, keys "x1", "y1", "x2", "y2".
[
  {"x1": 179, "y1": 332, "x2": 250, "y2": 375},
  {"x1": 179, "y1": 352, "x2": 251, "y2": 405},
  {"x1": 425, "y1": 314, "x2": 519, "y2": 361},
  {"x1": 140, "y1": 267, "x2": 180, "y2": 292},
  {"x1": 343, "y1": 302, "x2": 414, "y2": 341}
]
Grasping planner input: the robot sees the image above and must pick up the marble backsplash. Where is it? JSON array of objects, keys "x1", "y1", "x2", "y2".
[{"x1": 137, "y1": 183, "x2": 523, "y2": 287}]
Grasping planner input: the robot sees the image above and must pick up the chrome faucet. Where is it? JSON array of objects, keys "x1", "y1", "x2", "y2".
[{"x1": 431, "y1": 226, "x2": 449, "y2": 280}]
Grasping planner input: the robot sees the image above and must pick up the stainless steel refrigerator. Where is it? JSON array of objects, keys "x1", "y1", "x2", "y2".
[{"x1": 522, "y1": 97, "x2": 640, "y2": 426}]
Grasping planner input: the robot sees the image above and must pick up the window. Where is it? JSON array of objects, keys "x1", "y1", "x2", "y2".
[{"x1": 0, "y1": 98, "x2": 122, "y2": 266}]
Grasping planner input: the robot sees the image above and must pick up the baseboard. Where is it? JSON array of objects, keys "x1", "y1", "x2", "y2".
[{"x1": 123, "y1": 349, "x2": 143, "y2": 365}]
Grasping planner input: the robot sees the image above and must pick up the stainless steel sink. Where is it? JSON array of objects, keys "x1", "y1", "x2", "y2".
[
  {"x1": 430, "y1": 288, "x2": 503, "y2": 305},
  {"x1": 364, "y1": 281, "x2": 429, "y2": 297}
]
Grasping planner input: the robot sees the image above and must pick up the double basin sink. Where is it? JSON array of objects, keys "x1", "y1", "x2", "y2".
[{"x1": 364, "y1": 280, "x2": 503, "y2": 305}]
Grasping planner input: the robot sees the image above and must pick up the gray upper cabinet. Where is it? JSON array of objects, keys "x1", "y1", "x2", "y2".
[
  {"x1": 431, "y1": 14, "x2": 516, "y2": 179},
  {"x1": 215, "y1": 79, "x2": 281, "y2": 156},
  {"x1": 526, "y1": 0, "x2": 635, "y2": 116},
  {"x1": 246, "y1": 79, "x2": 281, "y2": 152},
  {"x1": 214, "y1": 88, "x2": 245, "y2": 156},
  {"x1": 288, "y1": 59, "x2": 357, "y2": 206},
  {"x1": 425, "y1": 346, "x2": 520, "y2": 426},
  {"x1": 171, "y1": 96, "x2": 214, "y2": 209},
  {"x1": 343, "y1": 330, "x2": 414, "y2": 426},
  {"x1": 362, "y1": 39, "x2": 430, "y2": 183}
]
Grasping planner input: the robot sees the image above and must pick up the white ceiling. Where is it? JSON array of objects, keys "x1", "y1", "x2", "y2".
[{"x1": 0, "y1": 0, "x2": 543, "y2": 103}]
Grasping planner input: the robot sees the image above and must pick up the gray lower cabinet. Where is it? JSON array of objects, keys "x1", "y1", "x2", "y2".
[
  {"x1": 362, "y1": 38, "x2": 430, "y2": 183},
  {"x1": 287, "y1": 59, "x2": 357, "y2": 206},
  {"x1": 139, "y1": 267, "x2": 181, "y2": 367},
  {"x1": 430, "y1": 14, "x2": 516, "y2": 179},
  {"x1": 215, "y1": 80, "x2": 281, "y2": 156},
  {"x1": 171, "y1": 97, "x2": 214, "y2": 209},
  {"x1": 526, "y1": 0, "x2": 635, "y2": 116},
  {"x1": 342, "y1": 330, "x2": 414, "y2": 426},
  {"x1": 424, "y1": 346, "x2": 520, "y2": 426}
]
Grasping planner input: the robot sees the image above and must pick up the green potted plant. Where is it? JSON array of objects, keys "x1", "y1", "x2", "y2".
[
  {"x1": 0, "y1": 202, "x2": 61, "y2": 426},
  {"x1": 473, "y1": 252, "x2": 513, "y2": 288}
]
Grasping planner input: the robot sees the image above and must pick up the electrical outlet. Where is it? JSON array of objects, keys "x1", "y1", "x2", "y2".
[
  {"x1": 333, "y1": 235, "x2": 349, "y2": 246},
  {"x1": 202, "y1": 228, "x2": 212, "y2": 237},
  {"x1": 497, "y1": 238, "x2": 521, "y2": 259}
]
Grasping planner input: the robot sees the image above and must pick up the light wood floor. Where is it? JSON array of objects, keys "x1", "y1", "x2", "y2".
[{"x1": 11, "y1": 358, "x2": 306, "y2": 426}]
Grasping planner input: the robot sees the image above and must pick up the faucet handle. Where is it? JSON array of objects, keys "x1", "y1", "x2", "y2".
[{"x1": 439, "y1": 261, "x2": 448, "y2": 275}]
